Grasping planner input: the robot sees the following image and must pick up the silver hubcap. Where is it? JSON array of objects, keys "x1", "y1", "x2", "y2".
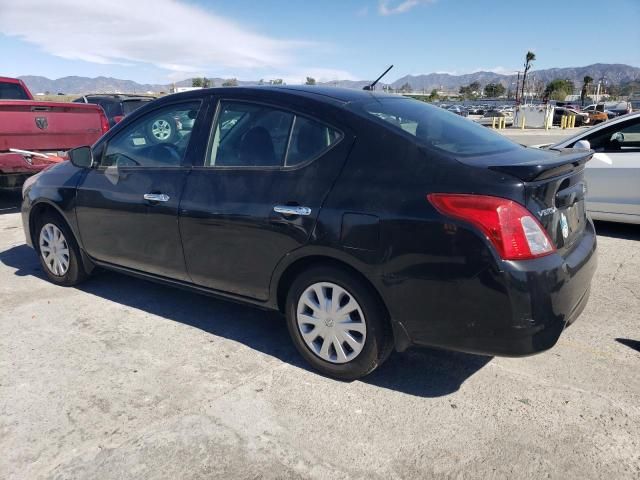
[
  {"x1": 39, "y1": 223, "x2": 70, "y2": 276},
  {"x1": 296, "y1": 282, "x2": 367, "y2": 364},
  {"x1": 151, "y1": 119, "x2": 172, "y2": 140}
]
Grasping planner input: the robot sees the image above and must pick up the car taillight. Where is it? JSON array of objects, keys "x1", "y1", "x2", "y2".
[
  {"x1": 113, "y1": 115, "x2": 125, "y2": 124},
  {"x1": 427, "y1": 193, "x2": 555, "y2": 260},
  {"x1": 99, "y1": 110, "x2": 110, "y2": 134}
]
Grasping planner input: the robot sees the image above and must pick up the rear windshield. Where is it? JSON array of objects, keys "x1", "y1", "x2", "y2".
[
  {"x1": 122, "y1": 99, "x2": 153, "y2": 115},
  {"x1": 0, "y1": 82, "x2": 30, "y2": 100},
  {"x1": 353, "y1": 98, "x2": 520, "y2": 157}
]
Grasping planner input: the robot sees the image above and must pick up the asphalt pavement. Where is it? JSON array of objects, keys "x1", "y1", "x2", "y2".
[{"x1": 0, "y1": 189, "x2": 639, "y2": 480}]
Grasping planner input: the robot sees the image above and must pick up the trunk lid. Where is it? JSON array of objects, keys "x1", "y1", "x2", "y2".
[{"x1": 458, "y1": 146, "x2": 592, "y2": 251}]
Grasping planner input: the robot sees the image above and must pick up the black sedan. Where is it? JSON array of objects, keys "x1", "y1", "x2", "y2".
[{"x1": 21, "y1": 86, "x2": 597, "y2": 380}]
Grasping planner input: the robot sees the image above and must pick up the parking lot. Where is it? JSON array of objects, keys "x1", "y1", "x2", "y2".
[{"x1": 0, "y1": 189, "x2": 638, "y2": 480}]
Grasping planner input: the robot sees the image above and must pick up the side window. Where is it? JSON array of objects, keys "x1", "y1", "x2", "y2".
[
  {"x1": 286, "y1": 116, "x2": 342, "y2": 166},
  {"x1": 102, "y1": 101, "x2": 200, "y2": 168},
  {"x1": 585, "y1": 118, "x2": 640, "y2": 151},
  {"x1": 207, "y1": 102, "x2": 293, "y2": 167},
  {"x1": 207, "y1": 101, "x2": 342, "y2": 168}
]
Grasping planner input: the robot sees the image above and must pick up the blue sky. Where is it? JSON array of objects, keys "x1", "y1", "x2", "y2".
[{"x1": 0, "y1": 0, "x2": 638, "y2": 84}]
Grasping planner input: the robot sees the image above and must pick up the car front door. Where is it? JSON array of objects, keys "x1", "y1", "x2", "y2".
[
  {"x1": 581, "y1": 117, "x2": 640, "y2": 220},
  {"x1": 76, "y1": 99, "x2": 205, "y2": 280},
  {"x1": 179, "y1": 97, "x2": 354, "y2": 300}
]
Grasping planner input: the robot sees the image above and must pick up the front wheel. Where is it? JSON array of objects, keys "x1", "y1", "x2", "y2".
[
  {"x1": 285, "y1": 266, "x2": 392, "y2": 380},
  {"x1": 36, "y1": 213, "x2": 88, "y2": 286}
]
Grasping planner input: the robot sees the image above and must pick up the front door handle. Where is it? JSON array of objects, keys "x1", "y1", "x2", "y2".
[
  {"x1": 143, "y1": 193, "x2": 170, "y2": 202},
  {"x1": 273, "y1": 205, "x2": 312, "y2": 216}
]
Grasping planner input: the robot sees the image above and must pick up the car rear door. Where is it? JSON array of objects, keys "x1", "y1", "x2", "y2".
[
  {"x1": 75, "y1": 99, "x2": 206, "y2": 280},
  {"x1": 179, "y1": 96, "x2": 354, "y2": 300}
]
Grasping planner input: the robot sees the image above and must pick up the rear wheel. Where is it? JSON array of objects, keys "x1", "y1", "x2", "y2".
[
  {"x1": 35, "y1": 213, "x2": 88, "y2": 286},
  {"x1": 285, "y1": 266, "x2": 391, "y2": 380}
]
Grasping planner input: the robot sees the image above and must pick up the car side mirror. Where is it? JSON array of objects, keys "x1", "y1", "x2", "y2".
[
  {"x1": 573, "y1": 139, "x2": 591, "y2": 150},
  {"x1": 68, "y1": 146, "x2": 94, "y2": 168}
]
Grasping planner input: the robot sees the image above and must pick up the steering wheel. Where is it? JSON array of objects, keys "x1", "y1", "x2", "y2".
[{"x1": 145, "y1": 143, "x2": 182, "y2": 165}]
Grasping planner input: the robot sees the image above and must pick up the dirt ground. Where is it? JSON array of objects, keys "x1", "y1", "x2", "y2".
[{"x1": 1, "y1": 191, "x2": 638, "y2": 479}]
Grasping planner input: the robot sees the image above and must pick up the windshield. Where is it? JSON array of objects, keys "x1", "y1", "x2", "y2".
[
  {"x1": 353, "y1": 98, "x2": 520, "y2": 156},
  {"x1": 122, "y1": 99, "x2": 153, "y2": 115}
]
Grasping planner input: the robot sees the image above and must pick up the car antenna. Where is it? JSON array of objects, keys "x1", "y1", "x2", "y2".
[{"x1": 363, "y1": 65, "x2": 393, "y2": 91}]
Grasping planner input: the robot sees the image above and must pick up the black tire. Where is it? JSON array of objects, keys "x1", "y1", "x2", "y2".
[
  {"x1": 34, "y1": 212, "x2": 89, "y2": 286},
  {"x1": 285, "y1": 266, "x2": 392, "y2": 380},
  {"x1": 146, "y1": 116, "x2": 178, "y2": 144}
]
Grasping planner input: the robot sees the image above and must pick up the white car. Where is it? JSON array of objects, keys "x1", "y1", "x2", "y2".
[{"x1": 550, "y1": 112, "x2": 640, "y2": 224}]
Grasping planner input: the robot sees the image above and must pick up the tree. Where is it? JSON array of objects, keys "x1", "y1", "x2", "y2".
[
  {"x1": 399, "y1": 82, "x2": 412, "y2": 93},
  {"x1": 222, "y1": 78, "x2": 238, "y2": 87},
  {"x1": 520, "y1": 51, "x2": 536, "y2": 103},
  {"x1": 459, "y1": 83, "x2": 479, "y2": 99},
  {"x1": 270, "y1": 79, "x2": 284, "y2": 85},
  {"x1": 484, "y1": 83, "x2": 506, "y2": 98},
  {"x1": 192, "y1": 77, "x2": 203, "y2": 87},
  {"x1": 544, "y1": 78, "x2": 575, "y2": 101},
  {"x1": 258, "y1": 79, "x2": 265, "y2": 85},
  {"x1": 305, "y1": 77, "x2": 316, "y2": 85},
  {"x1": 202, "y1": 78, "x2": 212, "y2": 88},
  {"x1": 580, "y1": 75, "x2": 593, "y2": 106},
  {"x1": 427, "y1": 88, "x2": 439, "y2": 102}
]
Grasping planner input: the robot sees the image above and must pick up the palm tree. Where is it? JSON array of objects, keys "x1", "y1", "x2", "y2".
[
  {"x1": 520, "y1": 51, "x2": 536, "y2": 104},
  {"x1": 581, "y1": 75, "x2": 593, "y2": 106}
]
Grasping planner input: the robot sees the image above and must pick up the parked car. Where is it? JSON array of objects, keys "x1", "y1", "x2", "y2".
[
  {"x1": 549, "y1": 111, "x2": 640, "y2": 224},
  {"x1": 447, "y1": 105, "x2": 468, "y2": 117},
  {"x1": 73, "y1": 94, "x2": 156, "y2": 128},
  {"x1": 21, "y1": 86, "x2": 596, "y2": 379},
  {"x1": 474, "y1": 110, "x2": 514, "y2": 126},
  {"x1": 552, "y1": 107, "x2": 590, "y2": 126},
  {"x1": 601, "y1": 101, "x2": 632, "y2": 117},
  {"x1": 0, "y1": 77, "x2": 109, "y2": 190},
  {"x1": 583, "y1": 103, "x2": 616, "y2": 121},
  {"x1": 588, "y1": 110, "x2": 609, "y2": 124}
]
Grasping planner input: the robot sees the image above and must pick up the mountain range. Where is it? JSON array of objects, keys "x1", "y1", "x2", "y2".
[{"x1": 16, "y1": 63, "x2": 640, "y2": 95}]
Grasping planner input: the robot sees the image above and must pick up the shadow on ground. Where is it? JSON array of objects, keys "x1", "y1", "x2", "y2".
[
  {"x1": 0, "y1": 191, "x2": 21, "y2": 215},
  {"x1": 0, "y1": 243, "x2": 491, "y2": 397},
  {"x1": 616, "y1": 338, "x2": 640, "y2": 354},
  {"x1": 594, "y1": 220, "x2": 640, "y2": 241}
]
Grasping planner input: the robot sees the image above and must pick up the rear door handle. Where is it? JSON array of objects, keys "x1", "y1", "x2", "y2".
[
  {"x1": 144, "y1": 193, "x2": 170, "y2": 202},
  {"x1": 273, "y1": 205, "x2": 311, "y2": 216}
]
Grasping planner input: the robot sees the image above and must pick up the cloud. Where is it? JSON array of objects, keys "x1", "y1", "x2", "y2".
[
  {"x1": 0, "y1": 0, "x2": 300, "y2": 75},
  {"x1": 260, "y1": 68, "x2": 357, "y2": 86},
  {"x1": 378, "y1": 0, "x2": 434, "y2": 15}
]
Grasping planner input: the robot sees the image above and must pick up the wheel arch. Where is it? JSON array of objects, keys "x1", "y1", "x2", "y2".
[
  {"x1": 28, "y1": 200, "x2": 94, "y2": 273},
  {"x1": 274, "y1": 255, "x2": 378, "y2": 310},
  {"x1": 29, "y1": 201, "x2": 70, "y2": 247},
  {"x1": 274, "y1": 253, "x2": 412, "y2": 353}
]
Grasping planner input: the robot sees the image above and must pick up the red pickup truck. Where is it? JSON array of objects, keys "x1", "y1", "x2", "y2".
[{"x1": 0, "y1": 77, "x2": 109, "y2": 190}]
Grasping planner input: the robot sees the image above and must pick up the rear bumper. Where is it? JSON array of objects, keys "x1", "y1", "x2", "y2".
[
  {"x1": 401, "y1": 220, "x2": 598, "y2": 356},
  {"x1": 0, "y1": 153, "x2": 58, "y2": 189}
]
